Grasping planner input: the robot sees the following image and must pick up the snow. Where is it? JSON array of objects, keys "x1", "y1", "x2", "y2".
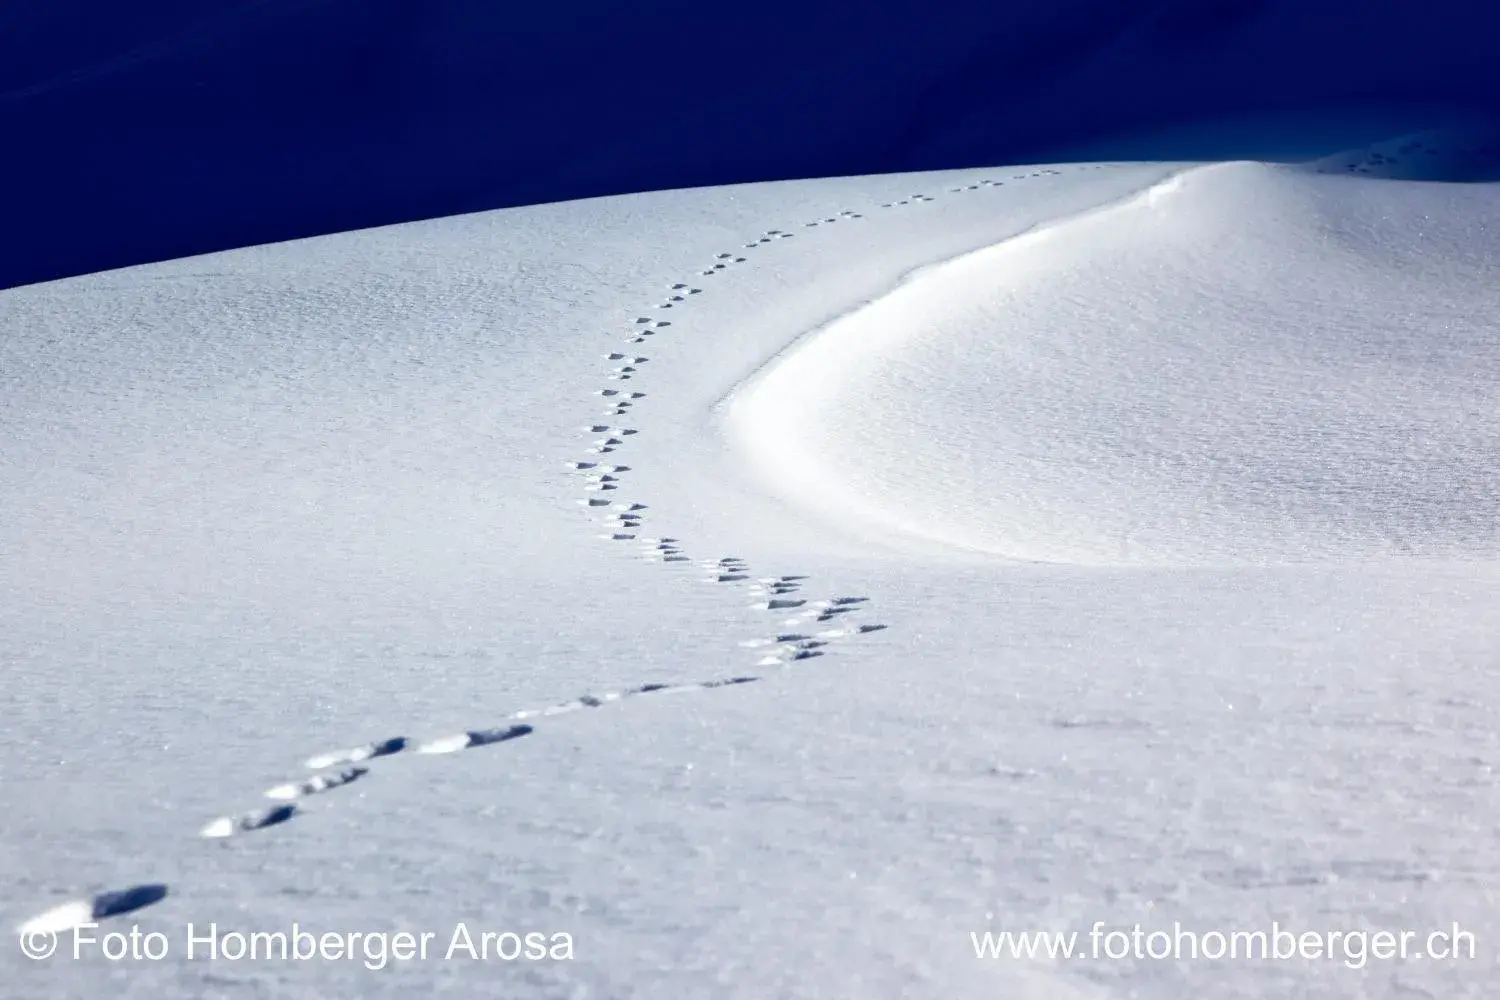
[
  {"x1": 4, "y1": 119, "x2": 1500, "y2": 997},
  {"x1": 727, "y1": 160, "x2": 1500, "y2": 565}
]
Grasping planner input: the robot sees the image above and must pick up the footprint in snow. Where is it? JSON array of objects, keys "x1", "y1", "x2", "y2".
[
  {"x1": 306, "y1": 737, "x2": 408, "y2": 770},
  {"x1": 201, "y1": 803, "x2": 299, "y2": 839},
  {"x1": 818, "y1": 623, "x2": 887, "y2": 638},
  {"x1": 739, "y1": 633, "x2": 811, "y2": 648},
  {"x1": 757, "y1": 649, "x2": 825, "y2": 666},
  {"x1": 265, "y1": 766, "x2": 368, "y2": 802},
  {"x1": 417, "y1": 723, "x2": 533, "y2": 755},
  {"x1": 19, "y1": 884, "x2": 170, "y2": 935}
]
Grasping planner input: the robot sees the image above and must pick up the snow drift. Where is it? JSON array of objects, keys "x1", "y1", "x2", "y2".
[{"x1": 727, "y1": 157, "x2": 1500, "y2": 565}]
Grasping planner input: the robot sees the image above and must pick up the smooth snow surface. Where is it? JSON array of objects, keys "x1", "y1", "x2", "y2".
[
  {"x1": 728, "y1": 161, "x2": 1500, "y2": 565},
  {"x1": 5, "y1": 125, "x2": 1500, "y2": 998}
]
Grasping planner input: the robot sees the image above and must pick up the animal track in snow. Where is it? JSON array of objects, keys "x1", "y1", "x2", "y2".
[
  {"x1": 753, "y1": 597, "x2": 806, "y2": 611},
  {"x1": 214, "y1": 168, "x2": 1094, "y2": 857},
  {"x1": 739, "y1": 633, "x2": 812, "y2": 648},
  {"x1": 200, "y1": 803, "x2": 299, "y2": 839},
  {"x1": 25, "y1": 163, "x2": 1117, "y2": 936},
  {"x1": 306, "y1": 737, "x2": 408, "y2": 770},
  {"x1": 817, "y1": 623, "x2": 887, "y2": 638},
  {"x1": 417, "y1": 723, "x2": 533, "y2": 755},
  {"x1": 265, "y1": 766, "x2": 368, "y2": 802},
  {"x1": 19, "y1": 884, "x2": 170, "y2": 935},
  {"x1": 756, "y1": 649, "x2": 824, "y2": 666}
]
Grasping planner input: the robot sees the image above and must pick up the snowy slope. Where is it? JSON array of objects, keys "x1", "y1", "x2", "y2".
[
  {"x1": 5, "y1": 125, "x2": 1500, "y2": 998},
  {"x1": 727, "y1": 161, "x2": 1500, "y2": 565}
]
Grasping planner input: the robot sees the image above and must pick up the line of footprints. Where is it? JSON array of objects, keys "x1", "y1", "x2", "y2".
[{"x1": 18, "y1": 162, "x2": 1106, "y2": 939}]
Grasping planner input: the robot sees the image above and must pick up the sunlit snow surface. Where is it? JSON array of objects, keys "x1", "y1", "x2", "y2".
[
  {"x1": 4, "y1": 129, "x2": 1500, "y2": 998},
  {"x1": 729, "y1": 161, "x2": 1500, "y2": 564}
]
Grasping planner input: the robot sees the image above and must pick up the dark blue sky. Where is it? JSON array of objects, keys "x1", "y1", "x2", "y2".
[{"x1": 2, "y1": 0, "x2": 1497, "y2": 289}]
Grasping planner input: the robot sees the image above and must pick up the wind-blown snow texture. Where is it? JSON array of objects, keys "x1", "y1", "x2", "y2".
[
  {"x1": 5, "y1": 119, "x2": 1500, "y2": 997},
  {"x1": 3, "y1": 0, "x2": 1500, "y2": 288},
  {"x1": 728, "y1": 161, "x2": 1500, "y2": 565}
]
